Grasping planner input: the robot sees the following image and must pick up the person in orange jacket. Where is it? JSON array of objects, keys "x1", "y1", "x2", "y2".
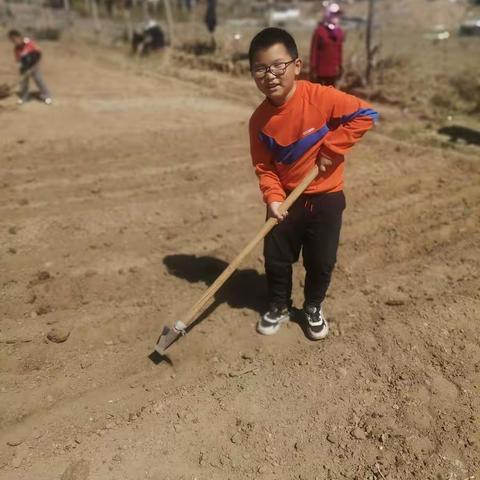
[
  {"x1": 310, "y1": 3, "x2": 345, "y2": 86},
  {"x1": 248, "y1": 27, "x2": 378, "y2": 339},
  {"x1": 8, "y1": 30, "x2": 52, "y2": 105}
]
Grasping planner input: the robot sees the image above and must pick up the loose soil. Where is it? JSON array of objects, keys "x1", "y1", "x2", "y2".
[{"x1": 0, "y1": 40, "x2": 479, "y2": 480}]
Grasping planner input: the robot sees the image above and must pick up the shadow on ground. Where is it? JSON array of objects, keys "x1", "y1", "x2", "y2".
[
  {"x1": 149, "y1": 254, "x2": 268, "y2": 363},
  {"x1": 163, "y1": 254, "x2": 268, "y2": 314},
  {"x1": 438, "y1": 125, "x2": 480, "y2": 146}
]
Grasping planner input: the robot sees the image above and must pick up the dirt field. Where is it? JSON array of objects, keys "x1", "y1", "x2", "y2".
[{"x1": 1, "y1": 38, "x2": 479, "y2": 480}]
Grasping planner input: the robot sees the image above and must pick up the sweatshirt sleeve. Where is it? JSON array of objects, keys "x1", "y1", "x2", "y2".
[
  {"x1": 249, "y1": 117, "x2": 286, "y2": 204},
  {"x1": 319, "y1": 87, "x2": 378, "y2": 160}
]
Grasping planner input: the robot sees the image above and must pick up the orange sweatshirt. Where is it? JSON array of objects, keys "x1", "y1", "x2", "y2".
[{"x1": 249, "y1": 80, "x2": 378, "y2": 204}]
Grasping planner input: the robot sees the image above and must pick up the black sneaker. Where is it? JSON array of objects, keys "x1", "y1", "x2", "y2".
[
  {"x1": 256, "y1": 304, "x2": 291, "y2": 336},
  {"x1": 304, "y1": 305, "x2": 329, "y2": 340}
]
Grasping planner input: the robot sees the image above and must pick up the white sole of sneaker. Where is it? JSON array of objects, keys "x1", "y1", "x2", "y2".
[
  {"x1": 256, "y1": 315, "x2": 289, "y2": 336},
  {"x1": 307, "y1": 321, "x2": 329, "y2": 340}
]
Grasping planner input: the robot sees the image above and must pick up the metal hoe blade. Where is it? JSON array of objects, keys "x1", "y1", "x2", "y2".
[{"x1": 155, "y1": 321, "x2": 187, "y2": 355}]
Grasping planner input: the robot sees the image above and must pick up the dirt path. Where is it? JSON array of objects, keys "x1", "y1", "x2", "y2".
[{"x1": 0, "y1": 41, "x2": 479, "y2": 480}]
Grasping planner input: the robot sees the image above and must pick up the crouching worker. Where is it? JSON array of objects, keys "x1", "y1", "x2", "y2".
[
  {"x1": 132, "y1": 19, "x2": 165, "y2": 56},
  {"x1": 7, "y1": 30, "x2": 52, "y2": 105}
]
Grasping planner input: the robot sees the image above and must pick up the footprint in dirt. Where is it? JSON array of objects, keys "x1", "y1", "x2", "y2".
[{"x1": 60, "y1": 459, "x2": 89, "y2": 480}]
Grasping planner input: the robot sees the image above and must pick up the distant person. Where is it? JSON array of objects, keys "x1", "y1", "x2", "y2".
[
  {"x1": 132, "y1": 19, "x2": 165, "y2": 55},
  {"x1": 7, "y1": 30, "x2": 52, "y2": 105},
  {"x1": 248, "y1": 28, "x2": 378, "y2": 339},
  {"x1": 205, "y1": 0, "x2": 217, "y2": 49},
  {"x1": 310, "y1": 3, "x2": 345, "y2": 86},
  {"x1": 205, "y1": 0, "x2": 217, "y2": 34}
]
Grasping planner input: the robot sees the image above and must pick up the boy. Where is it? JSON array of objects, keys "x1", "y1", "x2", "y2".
[
  {"x1": 248, "y1": 28, "x2": 378, "y2": 340},
  {"x1": 7, "y1": 30, "x2": 52, "y2": 105}
]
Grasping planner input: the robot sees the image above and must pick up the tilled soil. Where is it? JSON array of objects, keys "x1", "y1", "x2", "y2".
[{"x1": 0, "y1": 41, "x2": 479, "y2": 480}]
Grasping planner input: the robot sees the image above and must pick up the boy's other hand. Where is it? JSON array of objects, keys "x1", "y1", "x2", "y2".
[
  {"x1": 268, "y1": 201, "x2": 288, "y2": 222},
  {"x1": 317, "y1": 155, "x2": 333, "y2": 173}
]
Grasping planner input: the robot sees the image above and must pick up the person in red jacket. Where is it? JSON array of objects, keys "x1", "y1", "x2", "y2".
[
  {"x1": 8, "y1": 30, "x2": 52, "y2": 105},
  {"x1": 310, "y1": 3, "x2": 345, "y2": 86},
  {"x1": 249, "y1": 27, "x2": 377, "y2": 339}
]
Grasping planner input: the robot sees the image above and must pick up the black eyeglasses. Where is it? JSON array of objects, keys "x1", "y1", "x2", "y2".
[{"x1": 251, "y1": 59, "x2": 297, "y2": 79}]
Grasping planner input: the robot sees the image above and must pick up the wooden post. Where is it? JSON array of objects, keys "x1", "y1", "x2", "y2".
[
  {"x1": 122, "y1": 1, "x2": 133, "y2": 42},
  {"x1": 365, "y1": 0, "x2": 375, "y2": 85},
  {"x1": 163, "y1": 0, "x2": 176, "y2": 46},
  {"x1": 90, "y1": 0, "x2": 101, "y2": 33},
  {"x1": 63, "y1": 0, "x2": 72, "y2": 25},
  {"x1": 142, "y1": 0, "x2": 149, "y2": 21}
]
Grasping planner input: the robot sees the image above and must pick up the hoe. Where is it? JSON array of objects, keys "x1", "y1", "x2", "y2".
[{"x1": 155, "y1": 164, "x2": 319, "y2": 355}]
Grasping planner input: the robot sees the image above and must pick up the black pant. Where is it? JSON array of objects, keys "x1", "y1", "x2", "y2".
[{"x1": 264, "y1": 191, "x2": 345, "y2": 308}]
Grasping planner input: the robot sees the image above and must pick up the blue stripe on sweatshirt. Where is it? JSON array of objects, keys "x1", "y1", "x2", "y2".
[
  {"x1": 260, "y1": 107, "x2": 379, "y2": 165},
  {"x1": 259, "y1": 125, "x2": 330, "y2": 165}
]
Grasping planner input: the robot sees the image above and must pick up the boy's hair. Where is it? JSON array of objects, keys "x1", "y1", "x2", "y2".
[
  {"x1": 248, "y1": 27, "x2": 298, "y2": 68},
  {"x1": 8, "y1": 29, "x2": 22, "y2": 39}
]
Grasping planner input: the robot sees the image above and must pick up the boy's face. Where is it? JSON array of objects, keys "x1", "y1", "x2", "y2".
[
  {"x1": 251, "y1": 43, "x2": 302, "y2": 106},
  {"x1": 9, "y1": 35, "x2": 23, "y2": 46}
]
